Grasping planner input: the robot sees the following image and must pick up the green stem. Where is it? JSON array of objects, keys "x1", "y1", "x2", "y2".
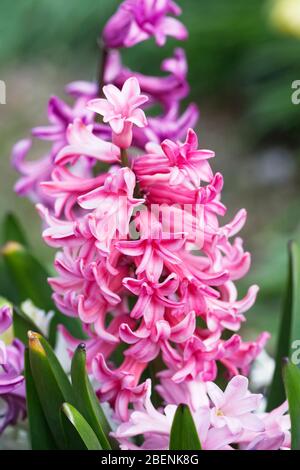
[
  {"x1": 97, "y1": 37, "x2": 108, "y2": 98},
  {"x1": 121, "y1": 148, "x2": 129, "y2": 167},
  {"x1": 95, "y1": 37, "x2": 108, "y2": 123}
]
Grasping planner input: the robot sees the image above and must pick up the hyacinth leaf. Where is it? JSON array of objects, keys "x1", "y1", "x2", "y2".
[
  {"x1": 61, "y1": 403, "x2": 102, "y2": 450},
  {"x1": 283, "y1": 359, "x2": 300, "y2": 450},
  {"x1": 13, "y1": 306, "x2": 43, "y2": 344},
  {"x1": 24, "y1": 348, "x2": 58, "y2": 450},
  {"x1": 169, "y1": 404, "x2": 202, "y2": 450},
  {"x1": 2, "y1": 241, "x2": 54, "y2": 309},
  {"x1": 3, "y1": 212, "x2": 29, "y2": 247},
  {"x1": 71, "y1": 344, "x2": 113, "y2": 450},
  {"x1": 38, "y1": 334, "x2": 75, "y2": 404},
  {"x1": 267, "y1": 241, "x2": 300, "y2": 411},
  {"x1": 2, "y1": 240, "x2": 86, "y2": 345},
  {"x1": 28, "y1": 331, "x2": 72, "y2": 448}
]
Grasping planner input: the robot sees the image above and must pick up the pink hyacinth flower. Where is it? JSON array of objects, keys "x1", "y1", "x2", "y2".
[
  {"x1": 55, "y1": 118, "x2": 120, "y2": 166},
  {"x1": 207, "y1": 375, "x2": 264, "y2": 434},
  {"x1": 103, "y1": 0, "x2": 188, "y2": 48},
  {"x1": 87, "y1": 77, "x2": 148, "y2": 149},
  {"x1": 0, "y1": 306, "x2": 26, "y2": 434}
]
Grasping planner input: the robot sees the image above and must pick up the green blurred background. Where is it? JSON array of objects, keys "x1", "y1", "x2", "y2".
[{"x1": 1, "y1": 0, "x2": 300, "y2": 350}]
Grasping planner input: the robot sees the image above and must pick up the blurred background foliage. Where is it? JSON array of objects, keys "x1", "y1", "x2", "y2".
[{"x1": 0, "y1": 0, "x2": 300, "y2": 350}]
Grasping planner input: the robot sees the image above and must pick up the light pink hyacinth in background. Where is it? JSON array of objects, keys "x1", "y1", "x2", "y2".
[{"x1": 11, "y1": 0, "x2": 290, "y2": 450}]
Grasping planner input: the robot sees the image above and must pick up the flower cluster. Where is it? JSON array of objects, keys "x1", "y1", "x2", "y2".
[
  {"x1": 12, "y1": 0, "x2": 290, "y2": 450},
  {"x1": 0, "y1": 306, "x2": 26, "y2": 433},
  {"x1": 114, "y1": 376, "x2": 290, "y2": 450}
]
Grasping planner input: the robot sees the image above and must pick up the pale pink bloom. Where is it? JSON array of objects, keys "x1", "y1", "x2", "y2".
[
  {"x1": 87, "y1": 77, "x2": 148, "y2": 149},
  {"x1": 240, "y1": 401, "x2": 291, "y2": 450},
  {"x1": 245, "y1": 434, "x2": 285, "y2": 450},
  {"x1": 113, "y1": 380, "x2": 238, "y2": 450},
  {"x1": 55, "y1": 118, "x2": 120, "y2": 165},
  {"x1": 114, "y1": 377, "x2": 289, "y2": 450},
  {"x1": 157, "y1": 373, "x2": 209, "y2": 411},
  {"x1": 207, "y1": 375, "x2": 264, "y2": 434},
  {"x1": 103, "y1": 0, "x2": 188, "y2": 48}
]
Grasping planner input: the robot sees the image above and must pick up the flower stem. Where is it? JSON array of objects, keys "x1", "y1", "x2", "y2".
[
  {"x1": 121, "y1": 148, "x2": 129, "y2": 167},
  {"x1": 97, "y1": 37, "x2": 108, "y2": 98},
  {"x1": 95, "y1": 37, "x2": 108, "y2": 123}
]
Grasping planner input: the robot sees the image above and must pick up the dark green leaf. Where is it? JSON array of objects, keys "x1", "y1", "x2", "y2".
[
  {"x1": 169, "y1": 404, "x2": 202, "y2": 450},
  {"x1": 61, "y1": 403, "x2": 102, "y2": 450},
  {"x1": 2, "y1": 242, "x2": 54, "y2": 310},
  {"x1": 267, "y1": 241, "x2": 300, "y2": 410},
  {"x1": 2, "y1": 241, "x2": 87, "y2": 345},
  {"x1": 283, "y1": 359, "x2": 300, "y2": 450},
  {"x1": 28, "y1": 331, "x2": 68, "y2": 448},
  {"x1": 3, "y1": 213, "x2": 29, "y2": 247},
  {"x1": 38, "y1": 334, "x2": 75, "y2": 404},
  {"x1": 71, "y1": 344, "x2": 113, "y2": 450},
  {"x1": 24, "y1": 348, "x2": 58, "y2": 450}
]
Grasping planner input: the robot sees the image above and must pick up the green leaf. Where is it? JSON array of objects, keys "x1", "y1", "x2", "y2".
[
  {"x1": 267, "y1": 241, "x2": 300, "y2": 411},
  {"x1": 169, "y1": 404, "x2": 202, "y2": 450},
  {"x1": 283, "y1": 360, "x2": 300, "y2": 450},
  {"x1": 24, "y1": 348, "x2": 58, "y2": 450},
  {"x1": 13, "y1": 306, "x2": 43, "y2": 344},
  {"x1": 3, "y1": 213, "x2": 29, "y2": 247},
  {"x1": 2, "y1": 241, "x2": 54, "y2": 309},
  {"x1": 28, "y1": 331, "x2": 70, "y2": 448},
  {"x1": 71, "y1": 344, "x2": 113, "y2": 450},
  {"x1": 61, "y1": 403, "x2": 102, "y2": 450},
  {"x1": 38, "y1": 334, "x2": 75, "y2": 404},
  {"x1": 2, "y1": 241, "x2": 87, "y2": 345}
]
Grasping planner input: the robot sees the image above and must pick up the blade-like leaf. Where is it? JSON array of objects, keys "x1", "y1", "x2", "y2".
[
  {"x1": 169, "y1": 404, "x2": 202, "y2": 450},
  {"x1": 24, "y1": 348, "x2": 58, "y2": 450},
  {"x1": 28, "y1": 331, "x2": 69, "y2": 448},
  {"x1": 283, "y1": 359, "x2": 300, "y2": 450},
  {"x1": 267, "y1": 241, "x2": 300, "y2": 411},
  {"x1": 2, "y1": 242, "x2": 54, "y2": 310},
  {"x1": 71, "y1": 344, "x2": 113, "y2": 450},
  {"x1": 3, "y1": 213, "x2": 29, "y2": 247},
  {"x1": 2, "y1": 241, "x2": 87, "y2": 345},
  {"x1": 38, "y1": 334, "x2": 75, "y2": 404},
  {"x1": 61, "y1": 403, "x2": 102, "y2": 450}
]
